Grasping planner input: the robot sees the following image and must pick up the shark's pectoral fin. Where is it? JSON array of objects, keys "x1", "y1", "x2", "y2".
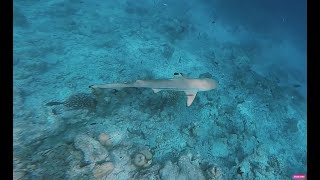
[
  {"x1": 185, "y1": 91, "x2": 197, "y2": 107},
  {"x1": 153, "y1": 89, "x2": 162, "y2": 93}
]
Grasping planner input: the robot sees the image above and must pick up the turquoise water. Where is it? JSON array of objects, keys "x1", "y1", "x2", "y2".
[{"x1": 13, "y1": 0, "x2": 306, "y2": 179}]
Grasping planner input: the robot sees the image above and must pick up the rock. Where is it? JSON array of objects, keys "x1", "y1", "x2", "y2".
[
  {"x1": 159, "y1": 161, "x2": 180, "y2": 180},
  {"x1": 140, "y1": 149, "x2": 153, "y2": 160},
  {"x1": 206, "y1": 165, "x2": 223, "y2": 180},
  {"x1": 160, "y1": 154, "x2": 205, "y2": 180},
  {"x1": 132, "y1": 164, "x2": 161, "y2": 179},
  {"x1": 106, "y1": 146, "x2": 136, "y2": 179},
  {"x1": 132, "y1": 149, "x2": 153, "y2": 168},
  {"x1": 177, "y1": 155, "x2": 205, "y2": 180},
  {"x1": 98, "y1": 133, "x2": 112, "y2": 147},
  {"x1": 133, "y1": 154, "x2": 147, "y2": 167},
  {"x1": 74, "y1": 134, "x2": 108, "y2": 164},
  {"x1": 93, "y1": 162, "x2": 114, "y2": 179}
]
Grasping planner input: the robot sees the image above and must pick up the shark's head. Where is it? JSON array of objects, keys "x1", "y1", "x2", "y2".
[{"x1": 198, "y1": 78, "x2": 218, "y2": 91}]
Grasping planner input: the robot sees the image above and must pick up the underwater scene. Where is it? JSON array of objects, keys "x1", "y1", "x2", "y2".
[{"x1": 13, "y1": 0, "x2": 307, "y2": 179}]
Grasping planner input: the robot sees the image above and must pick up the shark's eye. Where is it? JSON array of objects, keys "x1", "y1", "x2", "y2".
[{"x1": 174, "y1": 72, "x2": 179, "y2": 75}]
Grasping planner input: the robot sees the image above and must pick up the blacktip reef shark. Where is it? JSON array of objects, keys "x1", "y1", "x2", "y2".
[{"x1": 89, "y1": 73, "x2": 218, "y2": 106}]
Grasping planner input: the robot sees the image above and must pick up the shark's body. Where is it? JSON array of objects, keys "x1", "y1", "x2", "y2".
[{"x1": 89, "y1": 73, "x2": 218, "y2": 106}]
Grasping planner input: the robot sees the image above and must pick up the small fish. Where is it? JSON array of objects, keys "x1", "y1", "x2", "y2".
[
  {"x1": 89, "y1": 73, "x2": 218, "y2": 106},
  {"x1": 45, "y1": 93, "x2": 97, "y2": 110},
  {"x1": 46, "y1": 102, "x2": 64, "y2": 106}
]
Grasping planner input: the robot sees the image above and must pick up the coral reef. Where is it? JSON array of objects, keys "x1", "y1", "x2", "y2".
[
  {"x1": 205, "y1": 165, "x2": 223, "y2": 180},
  {"x1": 92, "y1": 162, "x2": 114, "y2": 179},
  {"x1": 160, "y1": 154, "x2": 206, "y2": 180},
  {"x1": 74, "y1": 134, "x2": 109, "y2": 164},
  {"x1": 132, "y1": 149, "x2": 153, "y2": 168},
  {"x1": 98, "y1": 133, "x2": 113, "y2": 147}
]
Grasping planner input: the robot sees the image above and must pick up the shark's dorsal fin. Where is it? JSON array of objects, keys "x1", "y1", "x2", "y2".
[
  {"x1": 185, "y1": 91, "x2": 197, "y2": 107},
  {"x1": 174, "y1": 72, "x2": 186, "y2": 79}
]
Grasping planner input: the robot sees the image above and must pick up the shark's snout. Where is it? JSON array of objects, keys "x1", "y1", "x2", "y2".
[{"x1": 203, "y1": 78, "x2": 218, "y2": 90}]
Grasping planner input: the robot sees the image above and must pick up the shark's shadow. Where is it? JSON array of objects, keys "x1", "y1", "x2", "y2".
[{"x1": 92, "y1": 87, "x2": 186, "y2": 116}]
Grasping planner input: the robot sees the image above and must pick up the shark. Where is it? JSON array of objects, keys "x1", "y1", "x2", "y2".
[{"x1": 89, "y1": 73, "x2": 218, "y2": 106}]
